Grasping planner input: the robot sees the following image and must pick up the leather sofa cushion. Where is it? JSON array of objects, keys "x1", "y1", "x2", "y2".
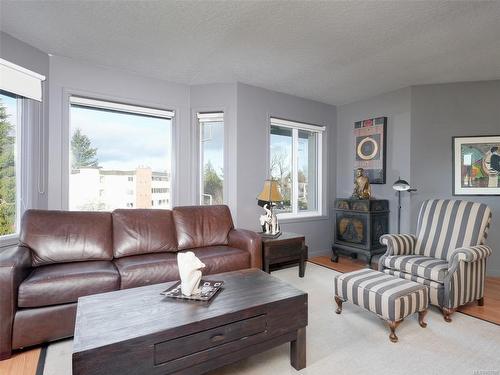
[
  {"x1": 18, "y1": 261, "x2": 120, "y2": 308},
  {"x1": 112, "y1": 209, "x2": 178, "y2": 258},
  {"x1": 113, "y1": 252, "x2": 179, "y2": 289},
  {"x1": 173, "y1": 205, "x2": 234, "y2": 250},
  {"x1": 114, "y1": 246, "x2": 250, "y2": 290},
  {"x1": 12, "y1": 303, "x2": 77, "y2": 350},
  {"x1": 20, "y1": 210, "x2": 113, "y2": 266}
]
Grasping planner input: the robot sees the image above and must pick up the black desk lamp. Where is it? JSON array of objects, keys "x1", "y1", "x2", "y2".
[{"x1": 392, "y1": 178, "x2": 417, "y2": 234}]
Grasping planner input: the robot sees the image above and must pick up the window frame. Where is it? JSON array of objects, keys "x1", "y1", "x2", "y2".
[
  {"x1": 197, "y1": 111, "x2": 225, "y2": 206},
  {"x1": 0, "y1": 92, "x2": 37, "y2": 246},
  {"x1": 269, "y1": 117, "x2": 325, "y2": 220},
  {"x1": 65, "y1": 93, "x2": 176, "y2": 211}
]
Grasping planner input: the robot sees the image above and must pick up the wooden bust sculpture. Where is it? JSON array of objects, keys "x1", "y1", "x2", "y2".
[{"x1": 352, "y1": 168, "x2": 371, "y2": 199}]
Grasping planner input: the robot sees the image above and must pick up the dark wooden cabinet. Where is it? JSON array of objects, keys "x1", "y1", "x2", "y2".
[
  {"x1": 261, "y1": 232, "x2": 308, "y2": 277},
  {"x1": 332, "y1": 198, "x2": 389, "y2": 265}
]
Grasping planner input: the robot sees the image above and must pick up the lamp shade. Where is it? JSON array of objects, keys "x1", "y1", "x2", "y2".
[
  {"x1": 392, "y1": 178, "x2": 411, "y2": 191},
  {"x1": 257, "y1": 180, "x2": 283, "y2": 202}
]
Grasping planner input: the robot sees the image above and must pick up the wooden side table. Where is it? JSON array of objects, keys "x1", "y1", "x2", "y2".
[{"x1": 261, "y1": 232, "x2": 308, "y2": 277}]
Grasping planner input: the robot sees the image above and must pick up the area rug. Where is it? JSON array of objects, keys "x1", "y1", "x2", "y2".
[{"x1": 39, "y1": 263, "x2": 500, "y2": 375}]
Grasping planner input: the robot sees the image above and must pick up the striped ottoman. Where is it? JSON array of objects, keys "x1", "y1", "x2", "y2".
[{"x1": 334, "y1": 268, "x2": 429, "y2": 342}]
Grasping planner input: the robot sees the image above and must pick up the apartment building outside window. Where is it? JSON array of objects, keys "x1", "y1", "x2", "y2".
[
  {"x1": 68, "y1": 96, "x2": 174, "y2": 211},
  {"x1": 197, "y1": 112, "x2": 224, "y2": 205},
  {"x1": 269, "y1": 117, "x2": 324, "y2": 218}
]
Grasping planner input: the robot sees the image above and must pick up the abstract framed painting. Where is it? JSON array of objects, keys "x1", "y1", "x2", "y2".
[
  {"x1": 353, "y1": 117, "x2": 387, "y2": 184},
  {"x1": 453, "y1": 135, "x2": 500, "y2": 196}
]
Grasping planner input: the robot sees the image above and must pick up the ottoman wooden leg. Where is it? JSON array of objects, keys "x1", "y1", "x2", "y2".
[
  {"x1": 441, "y1": 307, "x2": 455, "y2": 323},
  {"x1": 388, "y1": 321, "x2": 400, "y2": 343},
  {"x1": 418, "y1": 310, "x2": 428, "y2": 328},
  {"x1": 334, "y1": 296, "x2": 343, "y2": 314}
]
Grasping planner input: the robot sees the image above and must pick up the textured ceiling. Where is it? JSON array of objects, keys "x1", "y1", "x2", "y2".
[{"x1": 1, "y1": 1, "x2": 500, "y2": 105}]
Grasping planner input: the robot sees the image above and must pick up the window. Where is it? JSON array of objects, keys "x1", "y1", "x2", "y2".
[
  {"x1": 0, "y1": 91, "x2": 19, "y2": 238},
  {"x1": 69, "y1": 96, "x2": 174, "y2": 211},
  {"x1": 0, "y1": 59, "x2": 45, "y2": 242},
  {"x1": 269, "y1": 117, "x2": 324, "y2": 217},
  {"x1": 198, "y1": 112, "x2": 224, "y2": 205}
]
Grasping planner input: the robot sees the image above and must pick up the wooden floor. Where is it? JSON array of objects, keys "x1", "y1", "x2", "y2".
[
  {"x1": 310, "y1": 255, "x2": 500, "y2": 325},
  {"x1": 2, "y1": 256, "x2": 499, "y2": 375},
  {"x1": 0, "y1": 348, "x2": 40, "y2": 375}
]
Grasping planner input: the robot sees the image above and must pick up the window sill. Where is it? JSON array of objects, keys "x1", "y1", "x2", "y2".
[
  {"x1": 0, "y1": 234, "x2": 19, "y2": 249},
  {"x1": 277, "y1": 213, "x2": 329, "y2": 224}
]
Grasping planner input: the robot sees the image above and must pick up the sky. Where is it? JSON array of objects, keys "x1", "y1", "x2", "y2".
[
  {"x1": 201, "y1": 121, "x2": 224, "y2": 177},
  {"x1": 70, "y1": 106, "x2": 172, "y2": 172},
  {"x1": 270, "y1": 130, "x2": 313, "y2": 178}
]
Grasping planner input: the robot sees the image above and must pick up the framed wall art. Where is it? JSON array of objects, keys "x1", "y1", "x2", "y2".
[
  {"x1": 453, "y1": 135, "x2": 500, "y2": 196},
  {"x1": 353, "y1": 117, "x2": 387, "y2": 184}
]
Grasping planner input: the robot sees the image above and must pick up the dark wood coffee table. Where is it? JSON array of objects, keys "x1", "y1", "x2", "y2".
[{"x1": 73, "y1": 269, "x2": 308, "y2": 375}]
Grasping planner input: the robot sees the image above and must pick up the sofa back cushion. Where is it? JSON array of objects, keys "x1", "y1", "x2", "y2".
[
  {"x1": 112, "y1": 209, "x2": 178, "y2": 258},
  {"x1": 20, "y1": 210, "x2": 113, "y2": 267},
  {"x1": 415, "y1": 199, "x2": 492, "y2": 260},
  {"x1": 173, "y1": 205, "x2": 234, "y2": 250}
]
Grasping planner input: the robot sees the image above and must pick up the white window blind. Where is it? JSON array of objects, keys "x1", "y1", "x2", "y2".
[
  {"x1": 0, "y1": 58, "x2": 46, "y2": 102},
  {"x1": 70, "y1": 96, "x2": 174, "y2": 119},
  {"x1": 270, "y1": 117, "x2": 325, "y2": 132},
  {"x1": 197, "y1": 112, "x2": 224, "y2": 123}
]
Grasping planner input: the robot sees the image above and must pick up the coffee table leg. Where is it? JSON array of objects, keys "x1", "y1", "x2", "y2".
[
  {"x1": 299, "y1": 255, "x2": 306, "y2": 277},
  {"x1": 290, "y1": 327, "x2": 306, "y2": 370},
  {"x1": 264, "y1": 259, "x2": 270, "y2": 274}
]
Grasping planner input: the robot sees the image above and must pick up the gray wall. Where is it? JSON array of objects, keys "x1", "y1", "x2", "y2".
[
  {"x1": 336, "y1": 88, "x2": 412, "y2": 233},
  {"x1": 411, "y1": 81, "x2": 500, "y2": 275},
  {"x1": 336, "y1": 82, "x2": 500, "y2": 276},
  {"x1": 236, "y1": 83, "x2": 337, "y2": 257},
  {"x1": 0, "y1": 31, "x2": 49, "y2": 210}
]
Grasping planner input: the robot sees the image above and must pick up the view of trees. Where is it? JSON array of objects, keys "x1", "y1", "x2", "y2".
[
  {"x1": 203, "y1": 161, "x2": 223, "y2": 204},
  {"x1": 71, "y1": 128, "x2": 99, "y2": 169},
  {"x1": 270, "y1": 149, "x2": 292, "y2": 210},
  {"x1": 0, "y1": 99, "x2": 16, "y2": 235}
]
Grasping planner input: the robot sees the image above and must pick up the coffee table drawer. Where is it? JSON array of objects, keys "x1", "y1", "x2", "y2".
[{"x1": 154, "y1": 314, "x2": 267, "y2": 365}]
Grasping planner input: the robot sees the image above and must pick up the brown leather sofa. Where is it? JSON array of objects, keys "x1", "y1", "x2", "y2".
[{"x1": 0, "y1": 205, "x2": 261, "y2": 360}]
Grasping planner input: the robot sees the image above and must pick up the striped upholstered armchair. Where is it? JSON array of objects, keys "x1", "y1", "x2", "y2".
[{"x1": 379, "y1": 199, "x2": 492, "y2": 322}]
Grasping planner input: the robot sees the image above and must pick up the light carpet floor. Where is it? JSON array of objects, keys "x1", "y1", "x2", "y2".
[{"x1": 42, "y1": 263, "x2": 500, "y2": 375}]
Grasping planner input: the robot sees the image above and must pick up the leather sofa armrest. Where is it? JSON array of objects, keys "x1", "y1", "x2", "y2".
[
  {"x1": 0, "y1": 245, "x2": 32, "y2": 359},
  {"x1": 227, "y1": 229, "x2": 262, "y2": 269}
]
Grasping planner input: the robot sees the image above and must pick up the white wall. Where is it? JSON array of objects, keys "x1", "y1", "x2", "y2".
[
  {"x1": 236, "y1": 83, "x2": 337, "y2": 257},
  {"x1": 336, "y1": 88, "x2": 412, "y2": 234},
  {"x1": 47, "y1": 55, "x2": 191, "y2": 209}
]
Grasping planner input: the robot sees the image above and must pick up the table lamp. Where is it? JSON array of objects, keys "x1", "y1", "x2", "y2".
[
  {"x1": 392, "y1": 177, "x2": 417, "y2": 233},
  {"x1": 257, "y1": 180, "x2": 283, "y2": 236}
]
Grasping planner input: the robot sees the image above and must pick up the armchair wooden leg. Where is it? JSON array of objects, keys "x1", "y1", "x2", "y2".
[
  {"x1": 441, "y1": 307, "x2": 456, "y2": 323},
  {"x1": 334, "y1": 296, "x2": 343, "y2": 314},
  {"x1": 388, "y1": 321, "x2": 400, "y2": 343},
  {"x1": 418, "y1": 309, "x2": 428, "y2": 328},
  {"x1": 477, "y1": 297, "x2": 484, "y2": 306}
]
